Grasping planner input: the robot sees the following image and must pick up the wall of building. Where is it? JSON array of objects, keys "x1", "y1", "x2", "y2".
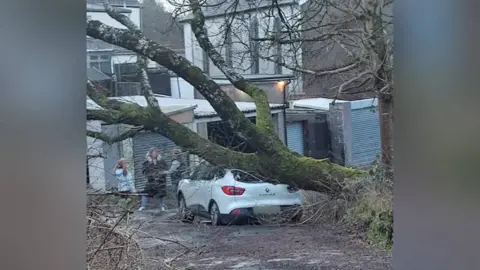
[
  {"x1": 170, "y1": 77, "x2": 195, "y2": 99},
  {"x1": 87, "y1": 8, "x2": 157, "y2": 69},
  {"x1": 194, "y1": 81, "x2": 288, "y2": 104},
  {"x1": 182, "y1": 3, "x2": 303, "y2": 95},
  {"x1": 87, "y1": 120, "x2": 106, "y2": 190},
  {"x1": 87, "y1": 8, "x2": 141, "y2": 29}
]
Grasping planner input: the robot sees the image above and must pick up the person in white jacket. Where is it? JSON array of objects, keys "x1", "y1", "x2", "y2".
[{"x1": 114, "y1": 158, "x2": 136, "y2": 212}]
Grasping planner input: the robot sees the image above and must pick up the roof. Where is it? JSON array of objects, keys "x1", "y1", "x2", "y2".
[
  {"x1": 87, "y1": 3, "x2": 132, "y2": 12},
  {"x1": 87, "y1": 67, "x2": 111, "y2": 81},
  {"x1": 178, "y1": 0, "x2": 297, "y2": 22},
  {"x1": 211, "y1": 74, "x2": 296, "y2": 83},
  {"x1": 86, "y1": 36, "x2": 130, "y2": 53},
  {"x1": 86, "y1": 98, "x2": 198, "y2": 115},
  {"x1": 292, "y1": 97, "x2": 378, "y2": 110},
  {"x1": 87, "y1": 0, "x2": 140, "y2": 7},
  {"x1": 109, "y1": 95, "x2": 285, "y2": 118},
  {"x1": 292, "y1": 97, "x2": 346, "y2": 110}
]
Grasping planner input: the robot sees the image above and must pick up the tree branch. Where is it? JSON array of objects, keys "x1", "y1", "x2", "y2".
[
  {"x1": 103, "y1": 0, "x2": 138, "y2": 30},
  {"x1": 188, "y1": 0, "x2": 277, "y2": 136},
  {"x1": 99, "y1": 1, "x2": 269, "y2": 170},
  {"x1": 86, "y1": 19, "x2": 285, "y2": 155},
  {"x1": 87, "y1": 106, "x2": 260, "y2": 170},
  {"x1": 261, "y1": 54, "x2": 360, "y2": 77},
  {"x1": 332, "y1": 71, "x2": 372, "y2": 100},
  {"x1": 87, "y1": 128, "x2": 143, "y2": 145},
  {"x1": 103, "y1": 1, "x2": 163, "y2": 112}
]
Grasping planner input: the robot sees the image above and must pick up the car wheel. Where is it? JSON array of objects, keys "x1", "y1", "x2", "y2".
[
  {"x1": 178, "y1": 195, "x2": 194, "y2": 223},
  {"x1": 209, "y1": 202, "x2": 223, "y2": 226},
  {"x1": 291, "y1": 209, "x2": 303, "y2": 223}
]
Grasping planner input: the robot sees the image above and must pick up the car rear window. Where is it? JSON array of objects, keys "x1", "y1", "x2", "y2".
[{"x1": 231, "y1": 170, "x2": 265, "y2": 183}]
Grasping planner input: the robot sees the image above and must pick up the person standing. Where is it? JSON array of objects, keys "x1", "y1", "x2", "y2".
[
  {"x1": 167, "y1": 148, "x2": 186, "y2": 190},
  {"x1": 138, "y1": 148, "x2": 169, "y2": 212},
  {"x1": 114, "y1": 158, "x2": 136, "y2": 211}
]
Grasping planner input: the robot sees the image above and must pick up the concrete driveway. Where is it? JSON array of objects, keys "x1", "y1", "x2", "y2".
[{"x1": 129, "y1": 210, "x2": 392, "y2": 270}]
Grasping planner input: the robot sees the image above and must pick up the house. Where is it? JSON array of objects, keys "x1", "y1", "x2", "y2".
[
  {"x1": 292, "y1": 97, "x2": 380, "y2": 168},
  {"x1": 99, "y1": 96, "x2": 286, "y2": 191},
  {"x1": 86, "y1": 0, "x2": 172, "y2": 97},
  {"x1": 178, "y1": 0, "x2": 304, "y2": 103},
  {"x1": 298, "y1": 0, "x2": 393, "y2": 100},
  {"x1": 175, "y1": 0, "x2": 327, "y2": 157}
]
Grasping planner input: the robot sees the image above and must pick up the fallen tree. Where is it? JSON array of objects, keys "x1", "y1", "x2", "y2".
[{"x1": 86, "y1": 1, "x2": 365, "y2": 195}]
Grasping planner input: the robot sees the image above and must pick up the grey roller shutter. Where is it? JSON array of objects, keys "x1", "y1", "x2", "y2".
[
  {"x1": 286, "y1": 122, "x2": 305, "y2": 155},
  {"x1": 132, "y1": 131, "x2": 178, "y2": 191},
  {"x1": 350, "y1": 107, "x2": 380, "y2": 167}
]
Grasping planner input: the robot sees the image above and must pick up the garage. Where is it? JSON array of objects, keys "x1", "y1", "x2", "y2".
[{"x1": 286, "y1": 122, "x2": 305, "y2": 155}]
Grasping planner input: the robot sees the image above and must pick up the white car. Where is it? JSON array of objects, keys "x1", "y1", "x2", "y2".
[{"x1": 176, "y1": 162, "x2": 303, "y2": 225}]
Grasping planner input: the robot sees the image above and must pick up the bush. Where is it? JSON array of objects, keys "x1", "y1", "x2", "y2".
[{"x1": 344, "y1": 161, "x2": 393, "y2": 249}]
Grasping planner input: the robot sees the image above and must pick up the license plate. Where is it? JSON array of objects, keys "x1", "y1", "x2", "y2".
[{"x1": 253, "y1": 205, "x2": 281, "y2": 215}]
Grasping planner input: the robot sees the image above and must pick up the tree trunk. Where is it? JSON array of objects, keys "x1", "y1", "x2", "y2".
[{"x1": 378, "y1": 94, "x2": 394, "y2": 167}]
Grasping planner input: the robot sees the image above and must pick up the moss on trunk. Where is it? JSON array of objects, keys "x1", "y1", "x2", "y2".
[{"x1": 253, "y1": 150, "x2": 366, "y2": 194}]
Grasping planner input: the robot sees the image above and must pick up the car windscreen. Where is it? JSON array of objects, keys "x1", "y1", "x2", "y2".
[{"x1": 231, "y1": 170, "x2": 265, "y2": 183}]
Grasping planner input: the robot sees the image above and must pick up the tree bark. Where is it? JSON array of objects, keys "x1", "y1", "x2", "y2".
[{"x1": 378, "y1": 94, "x2": 393, "y2": 167}]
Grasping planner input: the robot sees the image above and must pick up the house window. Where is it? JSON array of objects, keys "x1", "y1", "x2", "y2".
[
  {"x1": 225, "y1": 29, "x2": 233, "y2": 67},
  {"x1": 88, "y1": 54, "x2": 112, "y2": 75},
  {"x1": 274, "y1": 18, "x2": 282, "y2": 74},
  {"x1": 250, "y1": 17, "x2": 260, "y2": 74},
  {"x1": 202, "y1": 28, "x2": 210, "y2": 75}
]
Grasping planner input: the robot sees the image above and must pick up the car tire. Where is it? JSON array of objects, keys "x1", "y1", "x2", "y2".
[
  {"x1": 178, "y1": 195, "x2": 194, "y2": 223},
  {"x1": 209, "y1": 201, "x2": 223, "y2": 226},
  {"x1": 291, "y1": 209, "x2": 303, "y2": 223}
]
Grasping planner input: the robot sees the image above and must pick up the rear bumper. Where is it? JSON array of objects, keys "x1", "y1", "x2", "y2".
[
  {"x1": 220, "y1": 205, "x2": 302, "y2": 224},
  {"x1": 218, "y1": 197, "x2": 303, "y2": 214}
]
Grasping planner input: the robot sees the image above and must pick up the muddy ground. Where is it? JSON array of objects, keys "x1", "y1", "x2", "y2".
[{"x1": 128, "y1": 209, "x2": 392, "y2": 270}]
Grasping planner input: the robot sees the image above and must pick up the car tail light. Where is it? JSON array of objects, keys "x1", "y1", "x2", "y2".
[
  {"x1": 230, "y1": 209, "x2": 241, "y2": 215},
  {"x1": 287, "y1": 185, "x2": 299, "y2": 193},
  {"x1": 221, "y1": 186, "x2": 245, "y2": 196}
]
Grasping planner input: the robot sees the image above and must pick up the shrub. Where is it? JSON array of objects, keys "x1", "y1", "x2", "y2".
[{"x1": 344, "y1": 161, "x2": 393, "y2": 249}]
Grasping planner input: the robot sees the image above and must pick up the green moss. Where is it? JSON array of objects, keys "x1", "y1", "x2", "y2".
[{"x1": 120, "y1": 103, "x2": 145, "y2": 118}]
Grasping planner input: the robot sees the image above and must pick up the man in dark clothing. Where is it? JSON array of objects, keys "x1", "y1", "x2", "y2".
[
  {"x1": 167, "y1": 148, "x2": 186, "y2": 190},
  {"x1": 138, "y1": 148, "x2": 169, "y2": 212}
]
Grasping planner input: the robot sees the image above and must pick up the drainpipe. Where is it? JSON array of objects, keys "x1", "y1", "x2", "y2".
[{"x1": 283, "y1": 80, "x2": 291, "y2": 146}]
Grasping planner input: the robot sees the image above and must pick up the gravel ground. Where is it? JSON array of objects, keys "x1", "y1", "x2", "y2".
[{"x1": 129, "y1": 210, "x2": 392, "y2": 270}]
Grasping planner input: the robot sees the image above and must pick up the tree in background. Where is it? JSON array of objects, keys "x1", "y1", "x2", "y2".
[{"x1": 142, "y1": 0, "x2": 184, "y2": 52}]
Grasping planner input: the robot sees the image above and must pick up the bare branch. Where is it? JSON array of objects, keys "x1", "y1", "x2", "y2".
[
  {"x1": 87, "y1": 127, "x2": 143, "y2": 145},
  {"x1": 103, "y1": 1, "x2": 163, "y2": 112},
  {"x1": 103, "y1": 0, "x2": 138, "y2": 30},
  {"x1": 86, "y1": 20, "x2": 288, "y2": 155},
  {"x1": 336, "y1": 70, "x2": 371, "y2": 93},
  {"x1": 262, "y1": 55, "x2": 360, "y2": 77},
  {"x1": 188, "y1": 0, "x2": 277, "y2": 135}
]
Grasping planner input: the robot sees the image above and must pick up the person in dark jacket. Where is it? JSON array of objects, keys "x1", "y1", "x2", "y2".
[
  {"x1": 138, "y1": 148, "x2": 169, "y2": 212},
  {"x1": 167, "y1": 148, "x2": 186, "y2": 189}
]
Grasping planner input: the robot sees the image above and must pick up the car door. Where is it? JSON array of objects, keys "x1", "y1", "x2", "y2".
[
  {"x1": 181, "y1": 164, "x2": 204, "y2": 211},
  {"x1": 186, "y1": 162, "x2": 213, "y2": 214},
  {"x1": 195, "y1": 167, "x2": 223, "y2": 213}
]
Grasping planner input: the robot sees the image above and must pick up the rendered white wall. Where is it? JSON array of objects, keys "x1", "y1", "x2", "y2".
[{"x1": 170, "y1": 77, "x2": 195, "y2": 99}]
